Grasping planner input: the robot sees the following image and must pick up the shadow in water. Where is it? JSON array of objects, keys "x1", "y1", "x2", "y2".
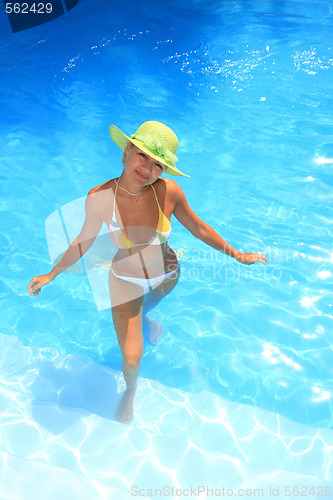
[{"x1": 30, "y1": 356, "x2": 122, "y2": 434}]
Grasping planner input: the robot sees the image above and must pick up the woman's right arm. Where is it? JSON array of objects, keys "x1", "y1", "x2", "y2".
[{"x1": 29, "y1": 189, "x2": 103, "y2": 296}]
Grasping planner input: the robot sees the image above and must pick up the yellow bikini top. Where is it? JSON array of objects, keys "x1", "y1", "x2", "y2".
[{"x1": 108, "y1": 182, "x2": 171, "y2": 249}]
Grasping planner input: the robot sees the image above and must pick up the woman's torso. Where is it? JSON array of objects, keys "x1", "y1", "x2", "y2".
[{"x1": 91, "y1": 178, "x2": 178, "y2": 279}]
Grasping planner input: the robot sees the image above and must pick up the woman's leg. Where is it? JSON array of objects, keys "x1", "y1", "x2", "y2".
[
  {"x1": 142, "y1": 265, "x2": 181, "y2": 344},
  {"x1": 108, "y1": 266, "x2": 180, "y2": 422},
  {"x1": 112, "y1": 302, "x2": 143, "y2": 424},
  {"x1": 109, "y1": 272, "x2": 145, "y2": 424}
]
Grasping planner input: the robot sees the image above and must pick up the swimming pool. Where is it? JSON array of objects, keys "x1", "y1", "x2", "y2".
[{"x1": 0, "y1": 0, "x2": 332, "y2": 497}]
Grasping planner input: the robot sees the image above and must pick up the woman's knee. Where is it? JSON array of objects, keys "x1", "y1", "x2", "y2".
[{"x1": 123, "y1": 350, "x2": 142, "y2": 368}]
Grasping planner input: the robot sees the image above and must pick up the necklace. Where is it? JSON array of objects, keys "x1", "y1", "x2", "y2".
[{"x1": 115, "y1": 178, "x2": 149, "y2": 196}]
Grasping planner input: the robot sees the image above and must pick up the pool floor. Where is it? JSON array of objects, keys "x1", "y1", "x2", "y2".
[{"x1": 0, "y1": 332, "x2": 332, "y2": 499}]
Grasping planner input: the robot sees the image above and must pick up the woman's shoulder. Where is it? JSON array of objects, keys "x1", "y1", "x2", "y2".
[
  {"x1": 156, "y1": 177, "x2": 185, "y2": 201},
  {"x1": 86, "y1": 179, "x2": 117, "y2": 215},
  {"x1": 88, "y1": 178, "x2": 116, "y2": 196},
  {"x1": 156, "y1": 177, "x2": 181, "y2": 193}
]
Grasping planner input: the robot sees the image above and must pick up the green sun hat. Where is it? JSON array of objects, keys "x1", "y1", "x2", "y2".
[{"x1": 109, "y1": 121, "x2": 190, "y2": 177}]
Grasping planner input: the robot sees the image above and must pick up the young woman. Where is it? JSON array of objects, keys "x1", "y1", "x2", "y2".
[{"x1": 28, "y1": 121, "x2": 268, "y2": 425}]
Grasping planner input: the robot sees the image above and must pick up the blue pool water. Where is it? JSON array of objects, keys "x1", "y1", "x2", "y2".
[{"x1": 0, "y1": 0, "x2": 333, "y2": 497}]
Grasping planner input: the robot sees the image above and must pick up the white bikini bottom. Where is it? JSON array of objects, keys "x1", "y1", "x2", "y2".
[{"x1": 111, "y1": 263, "x2": 180, "y2": 293}]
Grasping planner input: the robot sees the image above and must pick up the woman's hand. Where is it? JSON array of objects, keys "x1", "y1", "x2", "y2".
[
  {"x1": 28, "y1": 273, "x2": 54, "y2": 296},
  {"x1": 235, "y1": 252, "x2": 268, "y2": 266}
]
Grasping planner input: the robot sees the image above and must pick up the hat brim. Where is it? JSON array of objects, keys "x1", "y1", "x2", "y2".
[{"x1": 109, "y1": 125, "x2": 190, "y2": 177}]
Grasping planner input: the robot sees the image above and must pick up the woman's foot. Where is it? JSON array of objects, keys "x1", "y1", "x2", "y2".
[
  {"x1": 116, "y1": 390, "x2": 136, "y2": 425},
  {"x1": 143, "y1": 316, "x2": 164, "y2": 345}
]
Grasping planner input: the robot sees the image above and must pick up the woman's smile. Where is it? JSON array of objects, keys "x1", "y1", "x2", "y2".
[{"x1": 135, "y1": 169, "x2": 149, "y2": 180}]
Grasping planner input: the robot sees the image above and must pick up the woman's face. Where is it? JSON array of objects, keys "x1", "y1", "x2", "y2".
[{"x1": 124, "y1": 144, "x2": 166, "y2": 185}]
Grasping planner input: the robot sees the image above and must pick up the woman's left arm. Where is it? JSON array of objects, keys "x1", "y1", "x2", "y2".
[{"x1": 172, "y1": 183, "x2": 268, "y2": 266}]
